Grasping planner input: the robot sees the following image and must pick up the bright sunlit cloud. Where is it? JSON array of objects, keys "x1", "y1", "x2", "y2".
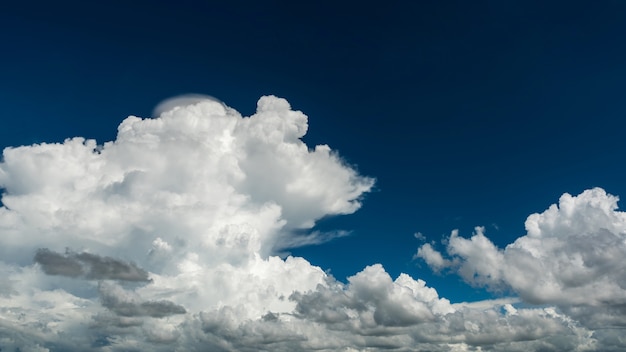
[
  {"x1": 0, "y1": 96, "x2": 623, "y2": 351},
  {"x1": 417, "y1": 188, "x2": 626, "y2": 330}
]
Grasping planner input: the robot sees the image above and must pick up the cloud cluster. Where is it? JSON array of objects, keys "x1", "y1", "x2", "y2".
[
  {"x1": 0, "y1": 96, "x2": 623, "y2": 350},
  {"x1": 417, "y1": 188, "x2": 626, "y2": 332}
]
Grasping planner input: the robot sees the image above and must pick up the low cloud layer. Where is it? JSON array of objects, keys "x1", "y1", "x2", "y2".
[{"x1": 0, "y1": 96, "x2": 623, "y2": 351}]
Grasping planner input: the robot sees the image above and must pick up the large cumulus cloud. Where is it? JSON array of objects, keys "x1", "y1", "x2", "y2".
[
  {"x1": 0, "y1": 96, "x2": 622, "y2": 351},
  {"x1": 0, "y1": 96, "x2": 372, "y2": 350}
]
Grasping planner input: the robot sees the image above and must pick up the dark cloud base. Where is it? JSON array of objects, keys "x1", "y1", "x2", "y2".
[{"x1": 34, "y1": 248, "x2": 151, "y2": 282}]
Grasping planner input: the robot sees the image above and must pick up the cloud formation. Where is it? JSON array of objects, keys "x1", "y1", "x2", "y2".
[
  {"x1": 34, "y1": 248, "x2": 151, "y2": 281},
  {"x1": 151, "y1": 93, "x2": 225, "y2": 118},
  {"x1": 98, "y1": 281, "x2": 186, "y2": 318},
  {"x1": 417, "y1": 188, "x2": 626, "y2": 331},
  {"x1": 0, "y1": 96, "x2": 623, "y2": 350}
]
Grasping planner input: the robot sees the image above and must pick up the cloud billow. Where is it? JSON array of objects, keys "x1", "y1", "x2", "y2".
[
  {"x1": 0, "y1": 95, "x2": 622, "y2": 350},
  {"x1": 417, "y1": 187, "x2": 626, "y2": 330}
]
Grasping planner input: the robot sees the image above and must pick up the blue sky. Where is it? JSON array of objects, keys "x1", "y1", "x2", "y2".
[{"x1": 2, "y1": 1, "x2": 626, "y2": 351}]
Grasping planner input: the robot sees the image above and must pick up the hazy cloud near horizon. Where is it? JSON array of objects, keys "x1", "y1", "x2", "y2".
[{"x1": 0, "y1": 96, "x2": 623, "y2": 351}]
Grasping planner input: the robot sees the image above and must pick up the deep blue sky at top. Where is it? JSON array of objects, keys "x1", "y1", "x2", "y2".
[{"x1": 2, "y1": 1, "x2": 626, "y2": 301}]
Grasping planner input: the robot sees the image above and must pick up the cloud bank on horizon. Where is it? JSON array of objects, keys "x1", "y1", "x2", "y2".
[{"x1": 0, "y1": 96, "x2": 624, "y2": 351}]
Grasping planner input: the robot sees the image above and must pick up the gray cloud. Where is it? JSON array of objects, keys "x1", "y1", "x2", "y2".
[
  {"x1": 103, "y1": 299, "x2": 187, "y2": 318},
  {"x1": 34, "y1": 248, "x2": 150, "y2": 282},
  {"x1": 194, "y1": 307, "x2": 309, "y2": 352},
  {"x1": 33, "y1": 248, "x2": 83, "y2": 277},
  {"x1": 99, "y1": 282, "x2": 186, "y2": 318}
]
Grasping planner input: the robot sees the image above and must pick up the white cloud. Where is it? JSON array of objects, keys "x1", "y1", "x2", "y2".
[
  {"x1": 0, "y1": 96, "x2": 373, "y2": 265},
  {"x1": 0, "y1": 96, "x2": 623, "y2": 350},
  {"x1": 415, "y1": 242, "x2": 452, "y2": 271},
  {"x1": 0, "y1": 95, "x2": 375, "y2": 350},
  {"x1": 414, "y1": 231, "x2": 426, "y2": 241},
  {"x1": 417, "y1": 188, "x2": 626, "y2": 332}
]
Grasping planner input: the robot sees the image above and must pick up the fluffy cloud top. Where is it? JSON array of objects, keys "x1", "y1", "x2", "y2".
[
  {"x1": 0, "y1": 96, "x2": 623, "y2": 351},
  {"x1": 417, "y1": 188, "x2": 626, "y2": 329}
]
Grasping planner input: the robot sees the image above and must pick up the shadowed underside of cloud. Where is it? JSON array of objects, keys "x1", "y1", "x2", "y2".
[
  {"x1": 0, "y1": 96, "x2": 623, "y2": 351},
  {"x1": 98, "y1": 281, "x2": 186, "y2": 318}
]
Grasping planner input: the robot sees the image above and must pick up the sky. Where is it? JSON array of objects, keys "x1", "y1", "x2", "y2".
[{"x1": 1, "y1": 1, "x2": 626, "y2": 351}]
